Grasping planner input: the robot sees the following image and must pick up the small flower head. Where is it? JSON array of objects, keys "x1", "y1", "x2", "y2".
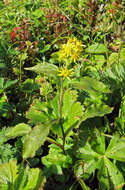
[
  {"x1": 58, "y1": 66, "x2": 74, "y2": 80},
  {"x1": 58, "y1": 37, "x2": 82, "y2": 63}
]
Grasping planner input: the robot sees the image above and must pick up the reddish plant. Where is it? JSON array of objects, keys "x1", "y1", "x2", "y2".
[{"x1": 9, "y1": 27, "x2": 24, "y2": 42}]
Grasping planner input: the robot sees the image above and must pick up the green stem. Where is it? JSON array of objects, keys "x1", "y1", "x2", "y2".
[
  {"x1": 59, "y1": 77, "x2": 65, "y2": 154},
  {"x1": 19, "y1": 59, "x2": 22, "y2": 83}
]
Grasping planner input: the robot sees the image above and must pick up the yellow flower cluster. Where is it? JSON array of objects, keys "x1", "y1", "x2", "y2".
[
  {"x1": 58, "y1": 37, "x2": 82, "y2": 63},
  {"x1": 58, "y1": 66, "x2": 74, "y2": 80}
]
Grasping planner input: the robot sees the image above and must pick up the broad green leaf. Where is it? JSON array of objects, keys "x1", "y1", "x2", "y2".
[
  {"x1": 63, "y1": 102, "x2": 83, "y2": 135},
  {"x1": 5, "y1": 123, "x2": 31, "y2": 139},
  {"x1": 104, "y1": 157, "x2": 124, "y2": 190},
  {"x1": 26, "y1": 106, "x2": 48, "y2": 125},
  {"x1": 97, "y1": 158, "x2": 109, "y2": 190},
  {"x1": 42, "y1": 143, "x2": 72, "y2": 175},
  {"x1": 106, "y1": 136, "x2": 125, "y2": 161},
  {"x1": 120, "y1": 48, "x2": 125, "y2": 62},
  {"x1": 83, "y1": 103, "x2": 113, "y2": 120},
  {"x1": 26, "y1": 99, "x2": 49, "y2": 124},
  {"x1": 23, "y1": 168, "x2": 46, "y2": 190},
  {"x1": 32, "y1": 8, "x2": 44, "y2": 18},
  {"x1": 78, "y1": 178, "x2": 90, "y2": 190},
  {"x1": 13, "y1": 168, "x2": 28, "y2": 190},
  {"x1": 90, "y1": 131, "x2": 105, "y2": 155},
  {"x1": 74, "y1": 159, "x2": 98, "y2": 180},
  {"x1": 3, "y1": 79, "x2": 18, "y2": 90},
  {"x1": 86, "y1": 43, "x2": 108, "y2": 54},
  {"x1": 94, "y1": 55, "x2": 106, "y2": 64},
  {"x1": 0, "y1": 159, "x2": 18, "y2": 185},
  {"x1": 50, "y1": 94, "x2": 60, "y2": 119},
  {"x1": 0, "y1": 78, "x2": 4, "y2": 90},
  {"x1": 62, "y1": 89, "x2": 74, "y2": 119},
  {"x1": 21, "y1": 79, "x2": 39, "y2": 93},
  {"x1": 40, "y1": 44, "x2": 51, "y2": 53},
  {"x1": 25, "y1": 63, "x2": 58, "y2": 77},
  {"x1": 77, "y1": 142, "x2": 100, "y2": 160},
  {"x1": 23, "y1": 124, "x2": 50, "y2": 159},
  {"x1": 69, "y1": 77, "x2": 111, "y2": 96},
  {"x1": 108, "y1": 53, "x2": 118, "y2": 64},
  {"x1": 65, "y1": 103, "x2": 112, "y2": 136}
]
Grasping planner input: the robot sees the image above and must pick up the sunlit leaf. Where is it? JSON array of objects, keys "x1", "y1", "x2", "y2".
[
  {"x1": 5, "y1": 123, "x2": 31, "y2": 140},
  {"x1": 23, "y1": 124, "x2": 50, "y2": 159}
]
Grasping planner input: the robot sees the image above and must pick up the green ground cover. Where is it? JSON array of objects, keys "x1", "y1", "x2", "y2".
[{"x1": 0, "y1": 0, "x2": 125, "y2": 189}]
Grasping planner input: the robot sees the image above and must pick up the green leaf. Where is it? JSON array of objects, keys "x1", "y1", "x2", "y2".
[
  {"x1": 5, "y1": 123, "x2": 31, "y2": 139},
  {"x1": 86, "y1": 43, "x2": 108, "y2": 54},
  {"x1": 97, "y1": 158, "x2": 109, "y2": 190},
  {"x1": 21, "y1": 79, "x2": 39, "y2": 93},
  {"x1": 94, "y1": 55, "x2": 106, "y2": 64},
  {"x1": 77, "y1": 142, "x2": 100, "y2": 160},
  {"x1": 50, "y1": 94, "x2": 60, "y2": 119},
  {"x1": 23, "y1": 124, "x2": 50, "y2": 159},
  {"x1": 26, "y1": 99, "x2": 49, "y2": 125},
  {"x1": 108, "y1": 53, "x2": 118, "y2": 64},
  {"x1": 3, "y1": 79, "x2": 18, "y2": 90},
  {"x1": 83, "y1": 103, "x2": 113, "y2": 120},
  {"x1": 42, "y1": 142, "x2": 72, "y2": 175},
  {"x1": 32, "y1": 8, "x2": 44, "y2": 18},
  {"x1": 26, "y1": 106, "x2": 48, "y2": 125},
  {"x1": 0, "y1": 78, "x2": 4, "y2": 90},
  {"x1": 23, "y1": 168, "x2": 46, "y2": 190},
  {"x1": 65, "y1": 103, "x2": 112, "y2": 137},
  {"x1": 63, "y1": 102, "x2": 83, "y2": 135},
  {"x1": 62, "y1": 89, "x2": 74, "y2": 119},
  {"x1": 104, "y1": 157, "x2": 124, "y2": 190},
  {"x1": 40, "y1": 44, "x2": 51, "y2": 53},
  {"x1": 106, "y1": 136, "x2": 125, "y2": 161},
  {"x1": 78, "y1": 178, "x2": 90, "y2": 190},
  {"x1": 69, "y1": 77, "x2": 111, "y2": 97},
  {"x1": 120, "y1": 48, "x2": 125, "y2": 62},
  {"x1": 90, "y1": 131, "x2": 105, "y2": 155},
  {"x1": 25, "y1": 63, "x2": 58, "y2": 77},
  {"x1": 0, "y1": 159, "x2": 18, "y2": 185}
]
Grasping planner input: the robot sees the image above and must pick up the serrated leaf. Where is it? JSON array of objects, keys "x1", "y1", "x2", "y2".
[
  {"x1": 120, "y1": 48, "x2": 125, "y2": 62},
  {"x1": 65, "y1": 103, "x2": 112, "y2": 136},
  {"x1": 32, "y1": 8, "x2": 44, "y2": 18},
  {"x1": 5, "y1": 123, "x2": 31, "y2": 140},
  {"x1": 91, "y1": 131, "x2": 105, "y2": 155},
  {"x1": 77, "y1": 142, "x2": 100, "y2": 160},
  {"x1": 42, "y1": 143, "x2": 72, "y2": 175},
  {"x1": 26, "y1": 106, "x2": 48, "y2": 125},
  {"x1": 26, "y1": 99, "x2": 49, "y2": 125},
  {"x1": 3, "y1": 79, "x2": 18, "y2": 90},
  {"x1": 108, "y1": 53, "x2": 118, "y2": 64},
  {"x1": 83, "y1": 103, "x2": 113, "y2": 120},
  {"x1": 0, "y1": 159, "x2": 18, "y2": 185},
  {"x1": 94, "y1": 55, "x2": 106, "y2": 64},
  {"x1": 25, "y1": 63, "x2": 58, "y2": 77},
  {"x1": 106, "y1": 136, "x2": 125, "y2": 161},
  {"x1": 104, "y1": 157, "x2": 124, "y2": 190},
  {"x1": 69, "y1": 77, "x2": 111, "y2": 96},
  {"x1": 23, "y1": 168, "x2": 46, "y2": 190},
  {"x1": 23, "y1": 124, "x2": 50, "y2": 159},
  {"x1": 50, "y1": 94, "x2": 60, "y2": 119},
  {"x1": 62, "y1": 89, "x2": 74, "y2": 119},
  {"x1": 86, "y1": 43, "x2": 108, "y2": 54},
  {"x1": 21, "y1": 79, "x2": 39, "y2": 93}
]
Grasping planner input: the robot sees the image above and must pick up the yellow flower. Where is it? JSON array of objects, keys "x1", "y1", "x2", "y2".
[
  {"x1": 58, "y1": 66, "x2": 74, "y2": 80},
  {"x1": 58, "y1": 37, "x2": 82, "y2": 63}
]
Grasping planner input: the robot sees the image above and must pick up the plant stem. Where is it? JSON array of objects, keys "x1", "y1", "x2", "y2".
[
  {"x1": 59, "y1": 77, "x2": 65, "y2": 154},
  {"x1": 19, "y1": 59, "x2": 22, "y2": 83},
  {"x1": 46, "y1": 137, "x2": 64, "y2": 151}
]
